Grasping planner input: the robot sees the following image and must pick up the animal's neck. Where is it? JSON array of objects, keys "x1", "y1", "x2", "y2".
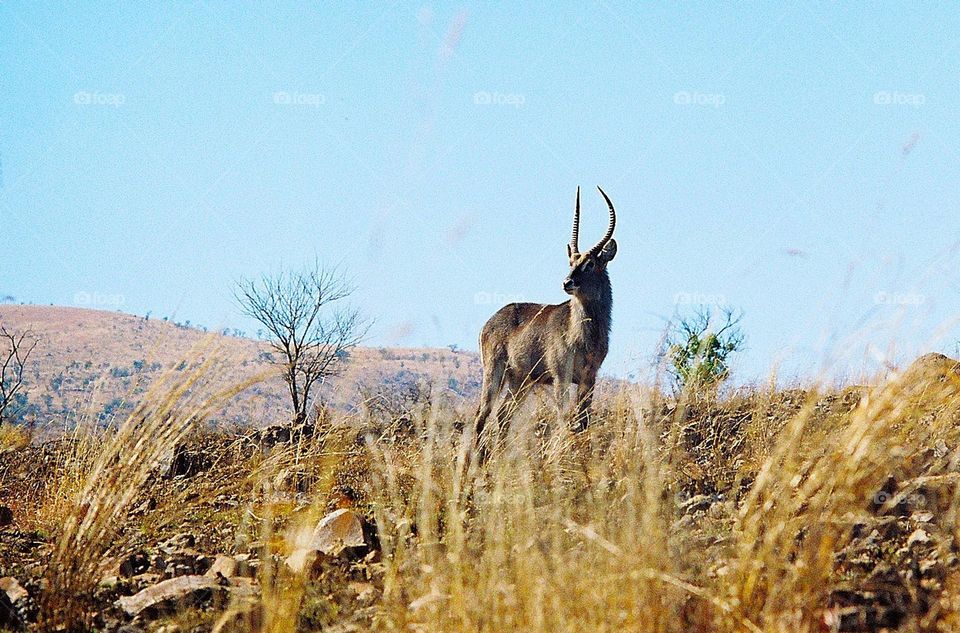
[{"x1": 569, "y1": 271, "x2": 612, "y2": 346}]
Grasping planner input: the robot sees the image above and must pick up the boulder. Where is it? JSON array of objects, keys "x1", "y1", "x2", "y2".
[
  {"x1": 0, "y1": 577, "x2": 28, "y2": 628},
  {"x1": 116, "y1": 575, "x2": 225, "y2": 619},
  {"x1": 158, "y1": 533, "x2": 196, "y2": 553},
  {"x1": 0, "y1": 506, "x2": 13, "y2": 528},
  {"x1": 0, "y1": 577, "x2": 28, "y2": 605},
  {"x1": 284, "y1": 509, "x2": 375, "y2": 576},
  {"x1": 306, "y1": 509, "x2": 367, "y2": 555},
  {"x1": 118, "y1": 551, "x2": 151, "y2": 577},
  {"x1": 157, "y1": 444, "x2": 213, "y2": 480},
  {"x1": 205, "y1": 555, "x2": 238, "y2": 579},
  {"x1": 284, "y1": 549, "x2": 329, "y2": 576},
  {"x1": 233, "y1": 554, "x2": 259, "y2": 578},
  {"x1": 160, "y1": 549, "x2": 212, "y2": 579}
]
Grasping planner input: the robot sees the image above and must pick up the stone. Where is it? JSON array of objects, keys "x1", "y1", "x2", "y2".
[
  {"x1": 205, "y1": 555, "x2": 238, "y2": 579},
  {"x1": 347, "y1": 581, "x2": 377, "y2": 606},
  {"x1": 307, "y1": 509, "x2": 367, "y2": 555},
  {"x1": 284, "y1": 549, "x2": 328, "y2": 575},
  {"x1": 159, "y1": 533, "x2": 196, "y2": 553},
  {"x1": 680, "y1": 494, "x2": 717, "y2": 514},
  {"x1": 116, "y1": 575, "x2": 226, "y2": 619},
  {"x1": 161, "y1": 549, "x2": 212, "y2": 579},
  {"x1": 131, "y1": 572, "x2": 162, "y2": 588},
  {"x1": 0, "y1": 577, "x2": 28, "y2": 628},
  {"x1": 119, "y1": 551, "x2": 150, "y2": 577},
  {"x1": 158, "y1": 444, "x2": 213, "y2": 480},
  {"x1": 284, "y1": 509, "x2": 371, "y2": 575},
  {"x1": 234, "y1": 554, "x2": 260, "y2": 579},
  {"x1": 907, "y1": 528, "x2": 930, "y2": 547},
  {"x1": 0, "y1": 577, "x2": 28, "y2": 605}
]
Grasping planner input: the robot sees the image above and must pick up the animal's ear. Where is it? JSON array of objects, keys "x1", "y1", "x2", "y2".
[
  {"x1": 567, "y1": 243, "x2": 575, "y2": 262},
  {"x1": 598, "y1": 239, "x2": 617, "y2": 264}
]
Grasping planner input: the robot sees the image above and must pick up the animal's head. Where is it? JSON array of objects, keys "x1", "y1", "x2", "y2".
[{"x1": 563, "y1": 186, "x2": 617, "y2": 297}]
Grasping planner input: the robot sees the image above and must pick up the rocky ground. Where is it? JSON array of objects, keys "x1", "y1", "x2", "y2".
[
  {"x1": 0, "y1": 424, "x2": 387, "y2": 632},
  {"x1": 3, "y1": 365, "x2": 960, "y2": 631}
]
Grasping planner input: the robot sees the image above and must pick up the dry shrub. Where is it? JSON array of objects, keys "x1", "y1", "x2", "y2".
[{"x1": 40, "y1": 343, "x2": 259, "y2": 630}]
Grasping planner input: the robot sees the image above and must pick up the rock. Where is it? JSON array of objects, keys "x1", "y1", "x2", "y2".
[
  {"x1": 233, "y1": 554, "x2": 259, "y2": 578},
  {"x1": 158, "y1": 533, "x2": 196, "y2": 553},
  {"x1": 284, "y1": 549, "x2": 329, "y2": 576},
  {"x1": 934, "y1": 440, "x2": 949, "y2": 459},
  {"x1": 680, "y1": 494, "x2": 717, "y2": 514},
  {"x1": 100, "y1": 575, "x2": 120, "y2": 588},
  {"x1": 0, "y1": 577, "x2": 28, "y2": 628},
  {"x1": 161, "y1": 549, "x2": 212, "y2": 579},
  {"x1": 907, "y1": 528, "x2": 930, "y2": 547},
  {"x1": 116, "y1": 575, "x2": 226, "y2": 619},
  {"x1": 130, "y1": 572, "x2": 162, "y2": 589},
  {"x1": 158, "y1": 443, "x2": 213, "y2": 479},
  {"x1": 0, "y1": 506, "x2": 13, "y2": 527},
  {"x1": 205, "y1": 555, "x2": 238, "y2": 579},
  {"x1": 822, "y1": 605, "x2": 904, "y2": 631},
  {"x1": 306, "y1": 509, "x2": 368, "y2": 555},
  {"x1": 118, "y1": 551, "x2": 150, "y2": 577},
  {"x1": 0, "y1": 577, "x2": 28, "y2": 605},
  {"x1": 347, "y1": 581, "x2": 377, "y2": 606},
  {"x1": 284, "y1": 509, "x2": 374, "y2": 576}
]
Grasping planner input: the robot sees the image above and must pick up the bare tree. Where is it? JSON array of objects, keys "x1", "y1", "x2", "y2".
[
  {"x1": 0, "y1": 325, "x2": 39, "y2": 424},
  {"x1": 235, "y1": 263, "x2": 367, "y2": 424}
]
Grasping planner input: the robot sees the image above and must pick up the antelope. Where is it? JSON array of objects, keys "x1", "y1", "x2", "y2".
[{"x1": 474, "y1": 186, "x2": 618, "y2": 450}]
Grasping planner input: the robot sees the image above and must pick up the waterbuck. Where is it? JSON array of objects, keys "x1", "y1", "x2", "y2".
[{"x1": 475, "y1": 186, "x2": 618, "y2": 450}]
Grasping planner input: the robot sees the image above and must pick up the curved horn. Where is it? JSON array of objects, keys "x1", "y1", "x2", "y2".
[
  {"x1": 569, "y1": 186, "x2": 581, "y2": 254},
  {"x1": 587, "y1": 186, "x2": 616, "y2": 257}
]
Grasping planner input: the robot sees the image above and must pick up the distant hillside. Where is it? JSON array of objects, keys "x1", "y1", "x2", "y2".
[{"x1": 0, "y1": 305, "x2": 482, "y2": 431}]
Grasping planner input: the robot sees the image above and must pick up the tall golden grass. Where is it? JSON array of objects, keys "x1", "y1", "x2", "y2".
[{"x1": 16, "y1": 352, "x2": 960, "y2": 631}]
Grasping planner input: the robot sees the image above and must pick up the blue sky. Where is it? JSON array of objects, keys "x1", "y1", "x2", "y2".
[{"x1": 2, "y1": 2, "x2": 959, "y2": 384}]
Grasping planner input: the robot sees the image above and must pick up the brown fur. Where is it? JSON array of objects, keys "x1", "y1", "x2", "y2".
[{"x1": 475, "y1": 188, "x2": 618, "y2": 451}]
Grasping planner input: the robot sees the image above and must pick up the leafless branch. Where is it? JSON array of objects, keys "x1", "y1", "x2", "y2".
[
  {"x1": 234, "y1": 262, "x2": 369, "y2": 424},
  {"x1": 0, "y1": 324, "x2": 39, "y2": 424}
]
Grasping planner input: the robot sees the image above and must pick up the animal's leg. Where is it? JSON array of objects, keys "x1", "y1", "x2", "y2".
[
  {"x1": 481, "y1": 371, "x2": 529, "y2": 456},
  {"x1": 553, "y1": 381, "x2": 569, "y2": 423},
  {"x1": 475, "y1": 357, "x2": 506, "y2": 441},
  {"x1": 573, "y1": 378, "x2": 596, "y2": 432}
]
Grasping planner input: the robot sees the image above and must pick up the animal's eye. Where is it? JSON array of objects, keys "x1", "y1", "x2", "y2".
[{"x1": 583, "y1": 260, "x2": 595, "y2": 272}]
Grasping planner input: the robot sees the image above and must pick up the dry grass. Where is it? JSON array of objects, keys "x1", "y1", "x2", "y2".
[
  {"x1": 0, "y1": 422, "x2": 30, "y2": 452},
  {"x1": 5, "y1": 354, "x2": 960, "y2": 632}
]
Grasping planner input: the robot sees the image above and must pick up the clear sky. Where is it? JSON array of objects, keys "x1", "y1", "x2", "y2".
[{"x1": 2, "y1": 2, "x2": 959, "y2": 384}]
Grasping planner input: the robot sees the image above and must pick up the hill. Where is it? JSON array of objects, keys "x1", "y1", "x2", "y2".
[{"x1": 0, "y1": 305, "x2": 482, "y2": 431}]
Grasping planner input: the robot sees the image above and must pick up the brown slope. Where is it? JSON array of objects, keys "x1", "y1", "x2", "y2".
[{"x1": 0, "y1": 305, "x2": 481, "y2": 431}]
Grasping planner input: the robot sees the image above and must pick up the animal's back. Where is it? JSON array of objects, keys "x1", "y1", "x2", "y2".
[{"x1": 481, "y1": 302, "x2": 548, "y2": 342}]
